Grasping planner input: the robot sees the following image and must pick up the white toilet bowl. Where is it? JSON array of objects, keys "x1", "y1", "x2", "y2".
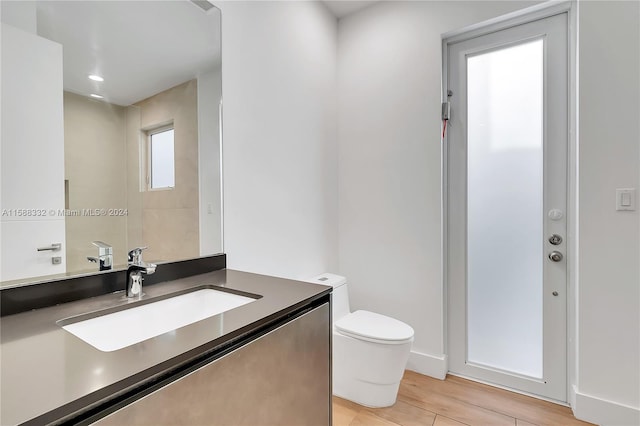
[{"x1": 308, "y1": 274, "x2": 414, "y2": 408}]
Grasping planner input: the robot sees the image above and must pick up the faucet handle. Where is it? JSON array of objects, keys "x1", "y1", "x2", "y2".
[
  {"x1": 92, "y1": 240, "x2": 113, "y2": 256},
  {"x1": 92, "y1": 240, "x2": 112, "y2": 249},
  {"x1": 128, "y1": 246, "x2": 148, "y2": 264}
]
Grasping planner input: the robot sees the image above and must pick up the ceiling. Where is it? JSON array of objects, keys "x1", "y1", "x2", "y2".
[
  {"x1": 35, "y1": 1, "x2": 221, "y2": 106},
  {"x1": 27, "y1": 1, "x2": 376, "y2": 106},
  {"x1": 323, "y1": 1, "x2": 380, "y2": 18}
]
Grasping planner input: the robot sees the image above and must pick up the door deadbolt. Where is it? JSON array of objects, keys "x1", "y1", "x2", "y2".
[
  {"x1": 548, "y1": 251, "x2": 563, "y2": 262},
  {"x1": 548, "y1": 234, "x2": 563, "y2": 245}
]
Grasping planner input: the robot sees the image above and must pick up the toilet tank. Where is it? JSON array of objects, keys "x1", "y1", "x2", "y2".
[{"x1": 307, "y1": 273, "x2": 350, "y2": 324}]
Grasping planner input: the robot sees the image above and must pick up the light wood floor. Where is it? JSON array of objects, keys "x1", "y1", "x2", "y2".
[{"x1": 333, "y1": 371, "x2": 595, "y2": 426}]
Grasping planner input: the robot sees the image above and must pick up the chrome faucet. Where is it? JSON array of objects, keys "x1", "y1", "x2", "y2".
[
  {"x1": 87, "y1": 241, "x2": 113, "y2": 271},
  {"x1": 126, "y1": 247, "x2": 156, "y2": 299}
]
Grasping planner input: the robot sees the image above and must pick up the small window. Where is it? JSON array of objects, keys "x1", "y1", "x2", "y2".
[{"x1": 148, "y1": 126, "x2": 175, "y2": 189}]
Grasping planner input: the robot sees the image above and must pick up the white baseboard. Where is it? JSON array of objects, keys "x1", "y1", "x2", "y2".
[
  {"x1": 406, "y1": 351, "x2": 448, "y2": 380},
  {"x1": 572, "y1": 385, "x2": 640, "y2": 426},
  {"x1": 569, "y1": 382, "x2": 577, "y2": 409}
]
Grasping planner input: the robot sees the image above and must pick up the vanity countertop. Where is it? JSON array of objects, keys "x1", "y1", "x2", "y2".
[{"x1": 0, "y1": 269, "x2": 331, "y2": 425}]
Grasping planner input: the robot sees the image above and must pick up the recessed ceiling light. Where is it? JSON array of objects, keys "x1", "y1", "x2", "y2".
[
  {"x1": 90, "y1": 94, "x2": 104, "y2": 99},
  {"x1": 88, "y1": 75, "x2": 104, "y2": 82}
]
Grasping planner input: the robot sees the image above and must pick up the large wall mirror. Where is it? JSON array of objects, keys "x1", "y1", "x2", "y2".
[{"x1": 0, "y1": 0, "x2": 222, "y2": 287}]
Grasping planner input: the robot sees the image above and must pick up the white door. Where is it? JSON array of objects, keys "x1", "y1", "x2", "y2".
[
  {"x1": 445, "y1": 11, "x2": 569, "y2": 402},
  {"x1": 1, "y1": 24, "x2": 66, "y2": 281}
]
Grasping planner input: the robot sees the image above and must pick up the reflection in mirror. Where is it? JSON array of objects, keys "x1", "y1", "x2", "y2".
[{"x1": 0, "y1": 1, "x2": 222, "y2": 287}]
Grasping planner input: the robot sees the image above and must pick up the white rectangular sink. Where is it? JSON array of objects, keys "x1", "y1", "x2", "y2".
[{"x1": 62, "y1": 289, "x2": 257, "y2": 352}]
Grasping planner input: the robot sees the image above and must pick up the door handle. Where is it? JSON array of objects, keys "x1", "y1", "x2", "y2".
[
  {"x1": 37, "y1": 243, "x2": 62, "y2": 252},
  {"x1": 548, "y1": 251, "x2": 563, "y2": 262}
]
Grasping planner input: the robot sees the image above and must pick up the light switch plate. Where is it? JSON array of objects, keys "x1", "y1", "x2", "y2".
[{"x1": 616, "y1": 188, "x2": 636, "y2": 211}]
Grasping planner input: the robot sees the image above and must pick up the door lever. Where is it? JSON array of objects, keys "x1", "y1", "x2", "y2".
[{"x1": 37, "y1": 243, "x2": 62, "y2": 252}]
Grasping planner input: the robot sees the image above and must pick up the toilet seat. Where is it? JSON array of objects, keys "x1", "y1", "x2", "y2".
[{"x1": 335, "y1": 310, "x2": 414, "y2": 345}]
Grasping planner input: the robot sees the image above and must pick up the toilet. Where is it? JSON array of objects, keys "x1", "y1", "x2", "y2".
[{"x1": 308, "y1": 273, "x2": 414, "y2": 408}]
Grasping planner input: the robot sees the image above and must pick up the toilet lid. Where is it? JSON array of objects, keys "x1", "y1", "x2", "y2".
[{"x1": 335, "y1": 310, "x2": 414, "y2": 344}]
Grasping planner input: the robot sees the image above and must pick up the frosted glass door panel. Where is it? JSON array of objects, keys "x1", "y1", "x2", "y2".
[{"x1": 466, "y1": 39, "x2": 543, "y2": 378}]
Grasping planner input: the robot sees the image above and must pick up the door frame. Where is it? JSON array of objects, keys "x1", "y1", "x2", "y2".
[{"x1": 441, "y1": 0, "x2": 577, "y2": 404}]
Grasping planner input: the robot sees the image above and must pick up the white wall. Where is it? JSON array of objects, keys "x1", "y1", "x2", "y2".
[
  {"x1": 0, "y1": 1, "x2": 36, "y2": 33},
  {"x1": 573, "y1": 1, "x2": 640, "y2": 424},
  {"x1": 219, "y1": 1, "x2": 338, "y2": 279},
  {"x1": 337, "y1": 0, "x2": 538, "y2": 378}
]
